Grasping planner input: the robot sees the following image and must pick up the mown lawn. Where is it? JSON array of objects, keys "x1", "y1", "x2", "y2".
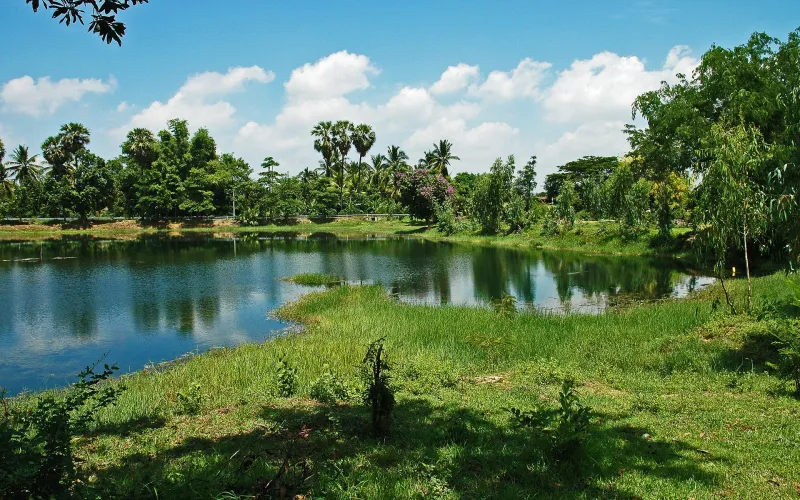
[{"x1": 70, "y1": 272, "x2": 800, "y2": 499}]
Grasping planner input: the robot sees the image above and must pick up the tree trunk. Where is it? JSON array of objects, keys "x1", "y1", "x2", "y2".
[
  {"x1": 718, "y1": 274, "x2": 737, "y2": 315},
  {"x1": 743, "y1": 217, "x2": 752, "y2": 314}
]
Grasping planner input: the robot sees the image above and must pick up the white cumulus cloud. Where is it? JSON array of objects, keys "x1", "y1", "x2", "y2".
[
  {"x1": 284, "y1": 51, "x2": 378, "y2": 101},
  {"x1": 430, "y1": 64, "x2": 480, "y2": 95},
  {"x1": 542, "y1": 46, "x2": 698, "y2": 123},
  {"x1": 116, "y1": 66, "x2": 274, "y2": 136},
  {"x1": 468, "y1": 59, "x2": 552, "y2": 100},
  {"x1": 1, "y1": 75, "x2": 116, "y2": 116}
]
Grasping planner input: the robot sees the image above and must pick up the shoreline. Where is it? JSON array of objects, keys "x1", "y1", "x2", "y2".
[{"x1": 0, "y1": 218, "x2": 695, "y2": 259}]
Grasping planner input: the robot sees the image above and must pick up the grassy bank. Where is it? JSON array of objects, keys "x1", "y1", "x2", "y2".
[
  {"x1": 45, "y1": 272, "x2": 798, "y2": 498},
  {"x1": 0, "y1": 218, "x2": 694, "y2": 258}
]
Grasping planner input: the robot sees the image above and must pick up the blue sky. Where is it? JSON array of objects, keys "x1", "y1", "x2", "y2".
[{"x1": 1, "y1": 1, "x2": 798, "y2": 177}]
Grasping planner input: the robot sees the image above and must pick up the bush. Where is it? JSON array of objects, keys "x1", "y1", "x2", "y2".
[
  {"x1": 434, "y1": 201, "x2": 458, "y2": 235},
  {"x1": 0, "y1": 362, "x2": 123, "y2": 497},
  {"x1": 504, "y1": 193, "x2": 528, "y2": 233},
  {"x1": 310, "y1": 364, "x2": 351, "y2": 404},
  {"x1": 175, "y1": 383, "x2": 203, "y2": 415},
  {"x1": 275, "y1": 356, "x2": 297, "y2": 398},
  {"x1": 491, "y1": 292, "x2": 517, "y2": 316},
  {"x1": 768, "y1": 318, "x2": 800, "y2": 396},
  {"x1": 362, "y1": 338, "x2": 395, "y2": 436},
  {"x1": 507, "y1": 379, "x2": 591, "y2": 462}
]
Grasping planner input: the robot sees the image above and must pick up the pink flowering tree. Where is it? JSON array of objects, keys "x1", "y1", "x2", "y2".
[{"x1": 397, "y1": 169, "x2": 454, "y2": 221}]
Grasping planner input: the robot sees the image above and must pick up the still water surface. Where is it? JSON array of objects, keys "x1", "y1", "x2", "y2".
[{"x1": 0, "y1": 234, "x2": 712, "y2": 395}]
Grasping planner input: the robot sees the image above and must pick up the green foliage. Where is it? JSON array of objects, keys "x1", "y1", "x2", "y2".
[
  {"x1": 491, "y1": 292, "x2": 517, "y2": 317},
  {"x1": 553, "y1": 179, "x2": 577, "y2": 231},
  {"x1": 507, "y1": 379, "x2": 591, "y2": 461},
  {"x1": 503, "y1": 193, "x2": 528, "y2": 233},
  {"x1": 27, "y1": 0, "x2": 149, "y2": 45},
  {"x1": 275, "y1": 356, "x2": 297, "y2": 398},
  {"x1": 362, "y1": 338, "x2": 394, "y2": 436},
  {"x1": 434, "y1": 200, "x2": 458, "y2": 235},
  {"x1": 470, "y1": 156, "x2": 515, "y2": 234},
  {"x1": 309, "y1": 364, "x2": 351, "y2": 404},
  {"x1": 175, "y1": 383, "x2": 203, "y2": 415},
  {"x1": 767, "y1": 319, "x2": 800, "y2": 396},
  {"x1": 0, "y1": 361, "x2": 122, "y2": 497}
]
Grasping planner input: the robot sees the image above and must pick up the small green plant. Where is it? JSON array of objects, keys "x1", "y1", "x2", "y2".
[
  {"x1": 491, "y1": 292, "x2": 517, "y2": 316},
  {"x1": 275, "y1": 356, "x2": 298, "y2": 398},
  {"x1": 175, "y1": 382, "x2": 203, "y2": 415},
  {"x1": 310, "y1": 364, "x2": 351, "y2": 404},
  {"x1": 0, "y1": 361, "x2": 123, "y2": 497},
  {"x1": 362, "y1": 338, "x2": 395, "y2": 436},
  {"x1": 507, "y1": 379, "x2": 592, "y2": 461}
]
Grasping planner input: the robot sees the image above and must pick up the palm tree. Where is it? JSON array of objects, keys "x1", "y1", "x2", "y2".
[
  {"x1": 429, "y1": 139, "x2": 460, "y2": 178},
  {"x1": 417, "y1": 150, "x2": 436, "y2": 169},
  {"x1": 332, "y1": 121, "x2": 353, "y2": 209},
  {"x1": 370, "y1": 153, "x2": 388, "y2": 195},
  {"x1": 122, "y1": 128, "x2": 157, "y2": 170},
  {"x1": 351, "y1": 124, "x2": 376, "y2": 196},
  {"x1": 0, "y1": 141, "x2": 12, "y2": 199},
  {"x1": 6, "y1": 145, "x2": 43, "y2": 185},
  {"x1": 312, "y1": 121, "x2": 335, "y2": 177},
  {"x1": 59, "y1": 122, "x2": 91, "y2": 156},
  {"x1": 385, "y1": 145, "x2": 410, "y2": 200}
]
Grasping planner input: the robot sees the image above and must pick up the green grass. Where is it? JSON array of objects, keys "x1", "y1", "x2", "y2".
[
  {"x1": 0, "y1": 218, "x2": 694, "y2": 258},
  {"x1": 281, "y1": 272, "x2": 344, "y2": 286},
  {"x1": 50, "y1": 272, "x2": 799, "y2": 498}
]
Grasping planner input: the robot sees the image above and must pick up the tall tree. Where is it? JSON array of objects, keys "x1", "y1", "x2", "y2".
[
  {"x1": 697, "y1": 123, "x2": 773, "y2": 314},
  {"x1": 6, "y1": 145, "x2": 43, "y2": 184},
  {"x1": 26, "y1": 0, "x2": 149, "y2": 45},
  {"x1": 121, "y1": 128, "x2": 158, "y2": 171},
  {"x1": 514, "y1": 155, "x2": 538, "y2": 211},
  {"x1": 0, "y1": 139, "x2": 13, "y2": 199},
  {"x1": 331, "y1": 121, "x2": 353, "y2": 209},
  {"x1": 259, "y1": 157, "x2": 282, "y2": 193},
  {"x1": 312, "y1": 121, "x2": 335, "y2": 177},
  {"x1": 385, "y1": 145, "x2": 410, "y2": 199},
  {"x1": 429, "y1": 140, "x2": 460, "y2": 177},
  {"x1": 352, "y1": 124, "x2": 376, "y2": 195}
]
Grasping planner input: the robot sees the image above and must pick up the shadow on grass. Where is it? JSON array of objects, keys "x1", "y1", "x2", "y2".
[
  {"x1": 87, "y1": 399, "x2": 721, "y2": 499},
  {"x1": 88, "y1": 414, "x2": 168, "y2": 439}
]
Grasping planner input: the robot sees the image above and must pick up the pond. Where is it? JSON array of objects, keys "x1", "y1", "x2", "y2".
[{"x1": 0, "y1": 233, "x2": 713, "y2": 395}]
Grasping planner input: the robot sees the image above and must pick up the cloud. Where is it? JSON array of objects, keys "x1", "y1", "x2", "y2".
[
  {"x1": 536, "y1": 121, "x2": 629, "y2": 175},
  {"x1": 542, "y1": 46, "x2": 698, "y2": 123},
  {"x1": 284, "y1": 51, "x2": 378, "y2": 101},
  {"x1": 115, "y1": 66, "x2": 273, "y2": 136},
  {"x1": 468, "y1": 59, "x2": 552, "y2": 100},
  {"x1": 235, "y1": 50, "x2": 497, "y2": 174},
  {"x1": 116, "y1": 101, "x2": 131, "y2": 112},
  {"x1": 430, "y1": 64, "x2": 480, "y2": 95},
  {"x1": 0, "y1": 75, "x2": 116, "y2": 116}
]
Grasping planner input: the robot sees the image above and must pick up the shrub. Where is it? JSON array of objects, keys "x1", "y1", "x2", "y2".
[
  {"x1": 310, "y1": 364, "x2": 351, "y2": 404},
  {"x1": 491, "y1": 292, "x2": 517, "y2": 317},
  {"x1": 362, "y1": 338, "x2": 395, "y2": 436},
  {"x1": 434, "y1": 200, "x2": 458, "y2": 235},
  {"x1": 504, "y1": 193, "x2": 528, "y2": 233},
  {"x1": 275, "y1": 356, "x2": 297, "y2": 398},
  {"x1": 175, "y1": 383, "x2": 203, "y2": 415},
  {"x1": 767, "y1": 318, "x2": 800, "y2": 396},
  {"x1": 0, "y1": 362, "x2": 123, "y2": 497},
  {"x1": 397, "y1": 169, "x2": 453, "y2": 222},
  {"x1": 507, "y1": 379, "x2": 592, "y2": 462}
]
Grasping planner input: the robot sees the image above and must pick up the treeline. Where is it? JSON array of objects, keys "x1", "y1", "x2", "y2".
[{"x1": 0, "y1": 29, "x2": 798, "y2": 268}]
